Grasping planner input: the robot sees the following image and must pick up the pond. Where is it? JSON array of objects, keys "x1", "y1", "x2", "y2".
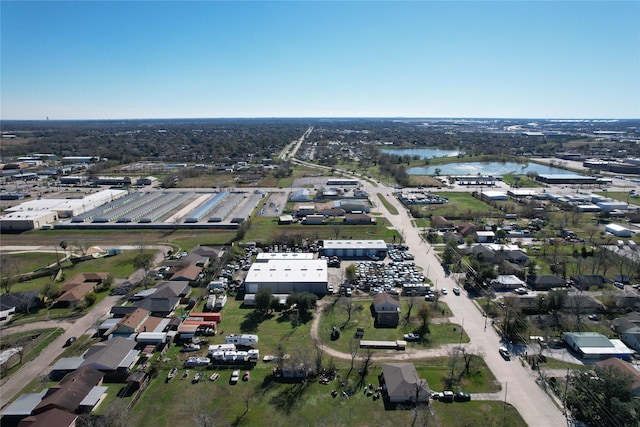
[
  {"x1": 380, "y1": 148, "x2": 460, "y2": 159},
  {"x1": 406, "y1": 161, "x2": 575, "y2": 176}
]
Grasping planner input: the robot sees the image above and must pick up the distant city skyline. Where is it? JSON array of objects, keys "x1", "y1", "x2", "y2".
[{"x1": 1, "y1": 1, "x2": 638, "y2": 120}]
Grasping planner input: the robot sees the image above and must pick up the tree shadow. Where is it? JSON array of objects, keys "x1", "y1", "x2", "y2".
[
  {"x1": 269, "y1": 381, "x2": 310, "y2": 415},
  {"x1": 240, "y1": 310, "x2": 272, "y2": 333}
]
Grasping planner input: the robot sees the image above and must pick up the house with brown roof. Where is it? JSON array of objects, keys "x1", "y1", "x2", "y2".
[
  {"x1": 595, "y1": 357, "x2": 640, "y2": 395},
  {"x1": 430, "y1": 216, "x2": 454, "y2": 231},
  {"x1": 170, "y1": 264, "x2": 202, "y2": 283},
  {"x1": 372, "y1": 293, "x2": 400, "y2": 327},
  {"x1": 32, "y1": 367, "x2": 104, "y2": 415},
  {"x1": 54, "y1": 273, "x2": 108, "y2": 308},
  {"x1": 379, "y1": 363, "x2": 430, "y2": 404},
  {"x1": 17, "y1": 408, "x2": 78, "y2": 427},
  {"x1": 111, "y1": 308, "x2": 150, "y2": 336}
]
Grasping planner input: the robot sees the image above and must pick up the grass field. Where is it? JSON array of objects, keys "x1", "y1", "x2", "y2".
[
  {"x1": 118, "y1": 291, "x2": 506, "y2": 427},
  {"x1": 376, "y1": 194, "x2": 399, "y2": 215},
  {"x1": 243, "y1": 216, "x2": 399, "y2": 244}
]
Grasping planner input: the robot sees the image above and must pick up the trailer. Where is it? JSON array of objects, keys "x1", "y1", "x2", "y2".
[
  {"x1": 225, "y1": 334, "x2": 259, "y2": 347},
  {"x1": 215, "y1": 294, "x2": 228, "y2": 309},
  {"x1": 205, "y1": 295, "x2": 217, "y2": 311}
]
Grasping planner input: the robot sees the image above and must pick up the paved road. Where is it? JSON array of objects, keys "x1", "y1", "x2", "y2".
[
  {"x1": 0, "y1": 246, "x2": 168, "y2": 408},
  {"x1": 297, "y1": 159, "x2": 568, "y2": 426}
]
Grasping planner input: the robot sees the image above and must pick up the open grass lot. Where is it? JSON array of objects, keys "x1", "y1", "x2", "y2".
[
  {"x1": 125, "y1": 295, "x2": 499, "y2": 427},
  {"x1": 0, "y1": 228, "x2": 236, "y2": 251},
  {"x1": 243, "y1": 216, "x2": 399, "y2": 244},
  {"x1": 432, "y1": 400, "x2": 526, "y2": 427},
  {"x1": 413, "y1": 192, "x2": 504, "y2": 221},
  {"x1": 419, "y1": 356, "x2": 500, "y2": 393},
  {"x1": 0, "y1": 252, "x2": 60, "y2": 275},
  {"x1": 376, "y1": 193, "x2": 399, "y2": 215},
  {"x1": 318, "y1": 298, "x2": 468, "y2": 354},
  {"x1": 6, "y1": 249, "x2": 156, "y2": 295}
]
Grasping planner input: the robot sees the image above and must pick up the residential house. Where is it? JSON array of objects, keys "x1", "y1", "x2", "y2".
[
  {"x1": 17, "y1": 408, "x2": 78, "y2": 427},
  {"x1": 80, "y1": 337, "x2": 139, "y2": 382},
  {"x1": 379, "y1": 363, "x2": 429, "y2": 404},
  {"x1": 0, "y1": 290, "x2": 40, "y2": 319},
  {"x1": 476, "y1": 231, "x2": 495, "y2": 243},
  {"x1": 527, "y1": 274, "x2": 566, "y2": 291},
  {"x1": 32, "y1": 367, "x2": 104, "y2": 415},
  {"x1": 430, "y1": 216, "x2": 454, "y2": 231},
  {"x1": 455, "y1": 222, "x2": 477, "y2": 237},
  {"x1": 570, "y1": 274, "x2": 606, "y2": 290},
  {"x1": 170, "y1": 265, "x2": 202, "y2": 283},
  {"x1": 620, "y1": 326, "x2": 640, "y2": 352},
  {"x1": 595, "y1": 357, "x2": 640, "y2": 395},
  {"x1": 372, "y1": 293, "x2": 400, "y2": 327},
  {"x1": 491, "y1": 275, "x2": 526, "y2": 291},
  {"x1": 133, "y1": 296, "x2": 180, "y2": 317},
  {"x1": 111, "y1": 308, "x2": 150, "y2": 336},
  {"x1": 54, "y1": 273, "x2": 108, "y2": 308}
]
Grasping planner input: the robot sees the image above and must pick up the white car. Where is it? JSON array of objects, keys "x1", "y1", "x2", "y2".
[
  {"x1": 452, "y1": 287, "x2": 461, "y2": 295},
  {"x1": 230, "y1": 370, "x2": 240, "y2": 384},
  {"x1": 440, "y1": 288, "x2": 448, "y2": 295}
]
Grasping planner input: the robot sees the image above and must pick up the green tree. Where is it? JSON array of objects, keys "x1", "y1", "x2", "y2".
[
  {"x1": 133, "y1": 252, "x2": 155, "y2": 277},
  {"x1": 345, "y1": 264, "x2": 357, "y2": 283},
  {"x1": 567, "y1": 365, "x2": 640, "y2": 427},
  {"x1": 255, "y1": 287, "x2": 273, "y2": 313}
]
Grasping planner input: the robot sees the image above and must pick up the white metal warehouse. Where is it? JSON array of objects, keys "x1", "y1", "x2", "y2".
[
  {"x1": 321, "y1": 239, "x2": 388, "y2": 259},
  {"x1": 243, "y1": 259, "x2": 328, "y2": 294}
]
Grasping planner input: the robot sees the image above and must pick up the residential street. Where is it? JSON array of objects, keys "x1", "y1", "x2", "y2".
[{"x1": 0, "y1": 246, "x2": 168, "y2": 408}]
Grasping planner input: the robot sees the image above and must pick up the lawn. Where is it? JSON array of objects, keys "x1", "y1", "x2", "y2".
[
  {"x1": 432, "y1": 400, "x2": 526, "y2": 427},
  {"x1": 125, "y1": 294, "x2": 498, "y2": 427},
  {"x1": 0, "y1": 328, "x2": 64, "y2": 378},
  {"x1": 242, "y1": 216, "x2": 400, "y2": 244},
  {"x1": 414, "y1": 192, "x2": 504, "y2": 221},
  {"x1": 376, "y1": 194, "x2": 399, "y2": 215},
  {"x1": 318, "y1": 297, "x2": 468, "y2": 355}
]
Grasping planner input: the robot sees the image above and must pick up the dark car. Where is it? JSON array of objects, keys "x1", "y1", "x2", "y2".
[
  {"x1": 64, "y1": 336, "x2": 77, "y2": 347},
  {"x1": 454, "y1": 391, "x2": 471, "y2": 402}
]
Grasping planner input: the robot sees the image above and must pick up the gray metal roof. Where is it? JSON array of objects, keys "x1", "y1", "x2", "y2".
[
  {"x1": 50, "y1": 356, "x2": 84, "y2": 372},
  {"x1": 79, "y1": 385, "x2": 108, "y2": 407},
  {"x1": 1, "y1": 390, "x2": 47, "y2": 416}
]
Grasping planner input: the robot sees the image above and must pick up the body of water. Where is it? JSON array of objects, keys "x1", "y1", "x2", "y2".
[
  {"x1": 406, "y1": 161, "x2": 575, "y2": 176},
  {"x1": 380, "y1": 148, "x2": 460, "y2": 158}
]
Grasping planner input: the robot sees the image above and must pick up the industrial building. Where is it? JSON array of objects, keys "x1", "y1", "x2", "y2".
[
  {"x1": 0, "y1": 189, "x2": 127, "y2": 231},
  {"x1": 1, "y1": 189, "x2": 262, "y2": 231},
  {"x1": 243, "y1": 259, "x2": 328, "y2": 294},
  {"x1": 535, "y1": 174, "x2": 598, "y2": 185},
  {"x1": 606, "y1": 223, "x2": 633, "y2": 237},
  {"x1": 321, "y1": 240, "x2": 388, "y2": 260}
]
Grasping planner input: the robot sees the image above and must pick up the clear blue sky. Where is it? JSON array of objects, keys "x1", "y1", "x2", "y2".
[{"x1": 1, "y1": 1, "x2": 638, "y2": 120}]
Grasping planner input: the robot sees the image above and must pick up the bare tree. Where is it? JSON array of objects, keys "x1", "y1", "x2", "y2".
[
  {"x1": 340, "y1": 296, "x2": 354, "y2": 329},
  {"x1": 404, "y1": 294, "x2": 416, "y2": 325},
  {"x1": 417, "y1": 303, "x2": 431, "y2": 336},
  {"x1": 313, "y1": 338, "x2": 324, "y2": 373}
]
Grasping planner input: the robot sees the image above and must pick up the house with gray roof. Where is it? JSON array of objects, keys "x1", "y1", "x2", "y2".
[
  {"x1": 80, "y1": 337, "x2": 139, "y2": 382},
  {"x1": 379, "y1": 363, "x2": 429, "y2": 404},
  {"x1": 372, "y1": 293, "x2": 400, "y2": 327}
]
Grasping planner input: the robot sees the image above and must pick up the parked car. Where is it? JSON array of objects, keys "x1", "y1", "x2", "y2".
[
  {"x1": 403, "y1": 333, "x2": 420, "y2": 341},
  {"x1": 441, "y1": 390, "x2": 454, "y2": 402},
  {"x1": 454, "y1": 391, "x2": 471, "y2": 402},
  {"x1": 499, "y1": 347, "x2": 511, "y2": 360},
  {"x1": 64, "y1": 336, "x2": 77, "y2": 347},
  {"x1": 242, "y1": 371, "x2": 250, "y2": 381},
  {"x1": 452, "y1": 287, "x2": 460, "y2": 296},
  {"x1": 440, "y1": 288, "x2": 448, "y2": 295},
  {"x1": 230, "y1": 370, "x2": 240, "y2": 384}
]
